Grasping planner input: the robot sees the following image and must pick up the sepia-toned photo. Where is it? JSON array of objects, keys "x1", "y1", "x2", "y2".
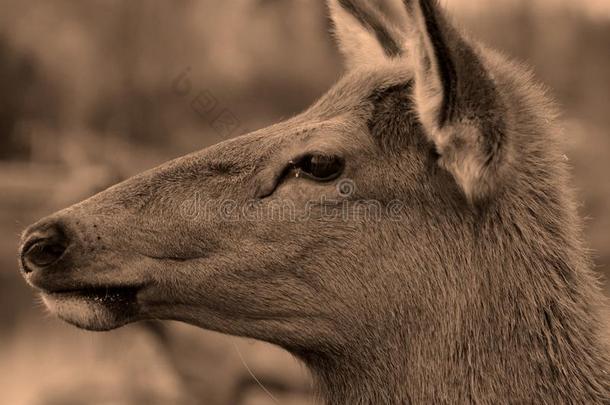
[{"x1": 1, "y1": 1, "x2": 609, "y2": 404}]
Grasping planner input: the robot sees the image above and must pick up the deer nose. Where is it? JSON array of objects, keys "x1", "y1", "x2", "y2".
[{"x1": 21, "y1": 221, "x2": 69, "y2": 274}]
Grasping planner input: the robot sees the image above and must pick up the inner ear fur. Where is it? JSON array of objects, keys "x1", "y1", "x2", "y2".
[{"x1": 406, "y1": 0, "x2": 510, "y2": 201}]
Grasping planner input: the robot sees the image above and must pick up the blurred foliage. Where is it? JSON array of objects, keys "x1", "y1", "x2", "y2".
[{"x1": 0, "y1": 1, "x2": 607, "y2": 155}]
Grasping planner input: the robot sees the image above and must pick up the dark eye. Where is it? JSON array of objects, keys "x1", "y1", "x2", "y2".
[{"x1": 293, "y1": 153, "x2": 344, "y2": 182}]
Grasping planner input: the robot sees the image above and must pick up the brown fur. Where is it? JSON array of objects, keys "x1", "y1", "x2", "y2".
[{"x1": 20, "y1": 1, "x2": 610, "y2": 404}]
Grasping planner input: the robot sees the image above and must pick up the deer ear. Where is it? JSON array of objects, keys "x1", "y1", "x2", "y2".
[
  {"x1": 327, "y1": 0, "x2": 405, "y2": 69},
  {"x1": 406, "y1": 0, "x2": 508, "y2": 201}
]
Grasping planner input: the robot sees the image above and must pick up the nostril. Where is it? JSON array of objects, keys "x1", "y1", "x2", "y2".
[
  {"x1": 23, "y1": 239, "x2": 67, "y2": 271},
  {"x1": 21, "y1": 223, "x2": 70, "y2": 273}
]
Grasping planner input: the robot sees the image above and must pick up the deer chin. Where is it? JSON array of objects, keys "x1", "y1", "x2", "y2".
[{"x1": 40, "y1": 286, "x2": 141, "y2": 331}]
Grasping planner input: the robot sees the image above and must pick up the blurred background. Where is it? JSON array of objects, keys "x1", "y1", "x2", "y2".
[{"x1": 0, "y1": 1, "x2": 608, "y2": 404}]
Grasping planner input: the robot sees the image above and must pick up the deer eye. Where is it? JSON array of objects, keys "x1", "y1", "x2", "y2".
[{"x1": 293, "y1": 153, "x2": 344, "y2": 182}]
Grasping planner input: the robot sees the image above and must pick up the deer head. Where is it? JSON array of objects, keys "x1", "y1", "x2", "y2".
[{"x1": 19, "y1": 1, "x2": 610, "y2": 403}]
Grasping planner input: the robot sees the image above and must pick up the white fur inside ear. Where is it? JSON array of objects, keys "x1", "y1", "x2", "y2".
[
  {"x1": 413, "y1": 65, "x2": 444, "y2": 135},
  {"x1": 409, "y1": 4, "x2": 444, "y2": 137},
  {"x1": 443, "y1": 150, "x2": 485, "y2": 200},
  {"x1": 328, "y1": 0, "x2": 390, "y2": 69},
  {"x1": 437, "y1": 125, "x2": 492, "y2": 201}
]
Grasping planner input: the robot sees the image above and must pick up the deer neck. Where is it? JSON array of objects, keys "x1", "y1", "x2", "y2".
[{"x1": 300, "y1": 216, "x2": 610, "y2": 404}]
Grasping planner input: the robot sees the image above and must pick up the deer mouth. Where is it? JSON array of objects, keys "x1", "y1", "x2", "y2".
[
  {"x1": 39, "y1": 285, "x2": 143, "y2": 331},
  {"x1": 45, "y1": 285, "x2": 141, "y2": 303}
]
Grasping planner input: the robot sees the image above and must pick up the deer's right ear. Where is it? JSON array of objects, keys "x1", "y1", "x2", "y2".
[{"x1": 328, "y1": 0, "x2": 405, "y2": 69}]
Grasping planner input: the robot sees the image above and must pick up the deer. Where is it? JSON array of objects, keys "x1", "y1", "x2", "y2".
[{"x1": 18, "y1": 0, "x2": 610, "y2": 403}]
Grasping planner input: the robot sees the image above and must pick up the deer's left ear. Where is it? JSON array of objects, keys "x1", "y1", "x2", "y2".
[{"x1": 406, "y1": 0, "x2": 509, "y2": 201}]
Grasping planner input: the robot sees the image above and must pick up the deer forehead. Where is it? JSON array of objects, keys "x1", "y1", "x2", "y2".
[
  {"x1": 307, "y1": 62, "x2": 415, "y2": 118},
  {"x1": 261, "y1": 64, "x2": 418, "y2": 150},
  {"x1": 175, "y1": 64, "x2": 418, "y2": 171}
]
